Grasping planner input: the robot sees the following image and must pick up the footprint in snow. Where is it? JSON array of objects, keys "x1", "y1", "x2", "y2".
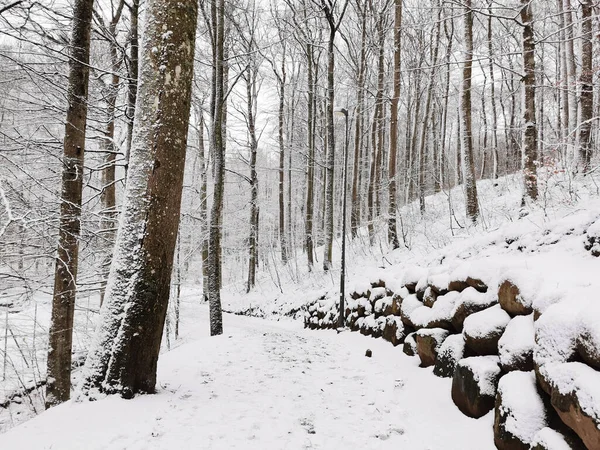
[
  {"x1": 299, "y1": 417, "x2": 316, "y2": 435},
  {"x1": 374, "y1": 427, "x2": 404, "y2": 441}
]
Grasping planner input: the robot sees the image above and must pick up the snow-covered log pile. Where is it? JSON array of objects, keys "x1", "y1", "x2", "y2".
[{"x1": 304, "y1": 263, "x2": 598, "y2": 449}]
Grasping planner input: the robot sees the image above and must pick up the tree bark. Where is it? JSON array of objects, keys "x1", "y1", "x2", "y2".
[
  {"x1": 323, "y1": 26, "x2": 335, "y2": 271},
  {"x1": 99, "y1": 0, "x2": 126, "y2": 306},
  {"x1": 124, "y1": 0, "x2": 139, "y2": 176},
  {"x1": 487, "y1": 0, "x2": 499, "y2": 179},
  {"x1": 305, "y1": 42, "x2": 315, "y2": 269},
  {"x1": 46, "y1": 0, "x2": 94, "y2": 409},
  {"x1": 462, "y1": 0, "x2": 479, "y2": 222},
  {"x1": 79, "y1": 0, "x2": 198, "y2": 398},
  {"x1": 208, "y1": 0, "x2": 225, "y2": 335},
  {"x1": 277, "y1": 44, "x2": 288, "y2": 264},
  {"x1": 520, "y1": 0, "x2": 538, "y2": 200},
  {"x1": 246, "y1": 65, "x2": 259, "y2": 292},
  {"x1": 198, "y1": 112, "x2": 209, "y2": 302},
  {"x1": 387, "y1": 0, "x2": 401, "y2": 249},
  {"x1": 578, "y1": 0, "x2": 593, "y2": 174}
]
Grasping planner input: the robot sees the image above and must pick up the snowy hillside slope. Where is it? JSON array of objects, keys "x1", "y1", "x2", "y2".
[{"x1": 222, "y1": 169, "x2": 600, "y2": 320}]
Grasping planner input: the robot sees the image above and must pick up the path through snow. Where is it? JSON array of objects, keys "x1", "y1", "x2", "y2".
[{"x1": 0, "y1": 308, "x2": 494, "y2": 449}]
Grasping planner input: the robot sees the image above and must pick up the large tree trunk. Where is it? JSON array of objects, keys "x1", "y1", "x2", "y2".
[
  {"x1": 521, "y1": 0, "x2": 538, "y2": 200},
  {"x1": 45, "y1": 0, "x2": 94, "y2": 409},
  {"x1": 578, "y1": 0, "x2": 593, "y2": 174},
  {"x1": 79, "y1": 0, "x2": 198, "y2": 398},
  {"x1": 387, "y1": 0, "x2": 401, "y2": 249},
  {"x1": 462, "y1": 0, "x2": 479, "y2": 222}
]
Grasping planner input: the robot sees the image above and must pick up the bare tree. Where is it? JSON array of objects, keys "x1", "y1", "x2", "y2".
[
  {"x1": 578, "y1": 0, "x2": 593, "y2": 174},
  {"x1": 520, "y1": 0, "x2": 538, "y2": 200},
  {"x1": 45, "y1": 0, "x2": 95, "y2": 409},
  {"x1": 207, "y1": 0, "x2": 225, "y2": 335},
  {"x1": 462, "y1": 0, "x2": 479, "y2": 222},
  {"x1": 317, "y1": 0, "x2": 349, "y2": 271},
  {"x1": 387, "y1": 0, "x2": 401, "y2": 248}
]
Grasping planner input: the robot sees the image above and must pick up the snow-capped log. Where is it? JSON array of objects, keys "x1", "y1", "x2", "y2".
[
  {"x1": 543, "y1": 362, "x2": 600, "y2": 450},
  {"x1": 400, "y1": 293, "x2": 423, "y2": 329},
  {"x1": 382, "y1": 316, "x2": 404, "y2": 347},
  {"x1": 577, "y1": 302, "x2": 600, "y2": 370},
  {"x1": 423, "y1": 286, "x2": 437, "y2": 307},
  {"x1": 498, "y1": 314, "x2": 535, "y2": 372},
  {"x1": 584, "y1": 219, "x2": 600, "y2": 257},
  {"x1": 497, "y1": 270, "x2": 539, "y2": 316},
  {"x1": 447, "y1": 263, "x2": 491, "y2": 293},
  {"x1": 531, "y1": 427, "x2": 586, "y2": 450},
  {"x1": 533, "y1": 301, "x2": 581, "y2": 395},
  {"x1": 493, "y1": 371, "x2": 548, "y2": 450},
  {"x1": 402, "y1": 266, "x2": 427, "y2": 293},
  {"x1": 78, "y1": 0, "x2": 198, "y2": 399},
  {"x1": 415, "y1": 328, "x2": 450, "y2": 367},
  {"x1": 403, "y1": 332, "x2": 418, "y2": 356},
  {"x1": 451, "y1": 356, "x2": 501, "y2": 418},
  {"x1": 434, "y1": 334, "x2": 471, "y2": 378},
  {"x1": 463, "y1": 305, "x2": 511, "y2": 355},
  {"x1": 450, "y1": 287, "x2": 497, "y2": 332}
]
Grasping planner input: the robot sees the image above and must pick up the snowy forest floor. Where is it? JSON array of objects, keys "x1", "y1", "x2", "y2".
[{"x1": 0, "y1": 304, "x2": 495, "y2": 449}]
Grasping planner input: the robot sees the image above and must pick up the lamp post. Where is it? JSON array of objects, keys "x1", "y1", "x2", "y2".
[{"x1": 335, "y1": 107, "x2": 349, "y2": 329}]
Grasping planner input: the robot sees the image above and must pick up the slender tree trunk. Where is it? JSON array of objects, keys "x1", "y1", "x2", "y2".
[
  {"x1": 578, "y1": 0, "x2": 593, "y2": 174},
  {"x1": 124, "y1": 0, "x2": 139, "y2": 175},
  {"x1": 563, "y1": 0, "x2": 578, "y2": 154},
  {"x1": 305, "y1": 43, "x2": 315, "y2": 269},
  {"x1": 323, "y1": 28, "x2": 335, "y2": 270},
  {"x1": 440, "y1": 5, "x2": 454, "y2": 190},
  {"x1": 352, "y1": 3, "x2": 367, "y2": 239},
  {"x1": 487, "y1": 0, "x2": 499, "y2": 179},
  {"x1": 198, "y1": 112, "x2": 209, "y2": 302},
  {"x1": 99, "y1": 1, "x2": 126, "y2": 306},
  {"x1": 79, "y1": 0, "x2": 198, "y2": 398},
  {"x1": 208, "y1": 0, "x2": 225, "y2": 336},
  {"x1": 277, "y1": 46, "x2": 288, "y2": 264},
  {"x1": 46, "y1": 0, "x2": 94, "y2": 409},
  {"x1": 246, "y1": 66, "x2": 259, "y2": 292},
  {"x1": 320, "y1": 0, "x2": 348, "y2": 269},
  {"x1": 557, "y1": 0, "x2": 569, "y2": 163},
  {"x1": 418, "y1": 0, "x2": 441, "y2": 214},
  {"x1": 373, "y1": 16, "x2": 385, "y2": 219},
  {"x1": 387, "y1": 0, "x2": 402, "y2": 248},
  {"x1": 462, "y1": 0, "x2": 479, "y2": 222},
  {"x1": 521, "y1": 0, "x2": 538, "y2": 200}
]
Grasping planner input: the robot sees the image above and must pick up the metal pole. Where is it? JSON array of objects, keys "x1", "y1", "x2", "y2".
[
  {"x1": 338, "y1": 108, "x2": 349, "y2": 328},
  {"x1": 3, "y1": 309, "x2": 8, "y2": 381}
]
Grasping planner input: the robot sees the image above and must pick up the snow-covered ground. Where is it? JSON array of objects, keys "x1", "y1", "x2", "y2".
[{"x1": 0, "y1": 305, "x2": 494, "y2": 449}]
